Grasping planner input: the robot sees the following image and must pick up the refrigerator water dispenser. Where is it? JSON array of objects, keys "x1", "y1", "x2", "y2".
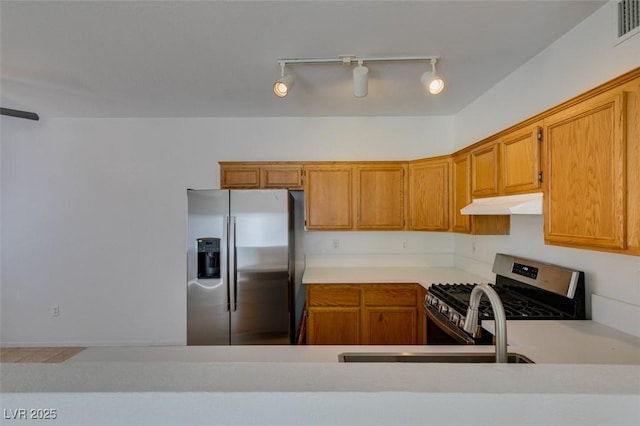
[{"x1": 197, "y1": 237, "x2": 220, "y2": 279}]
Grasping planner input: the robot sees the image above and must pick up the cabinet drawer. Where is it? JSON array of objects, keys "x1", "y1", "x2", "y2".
[
  {"x1": 307, "y1": 285, "x2": 360, "y2": 307},
  {"x1": 364, "y1": 286, "x2": 418, "y2": 306}
]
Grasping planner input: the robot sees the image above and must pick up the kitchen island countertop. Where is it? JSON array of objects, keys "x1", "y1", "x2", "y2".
[{"x1": 2, "y1": 320, "x2": 639, "y2": 425}]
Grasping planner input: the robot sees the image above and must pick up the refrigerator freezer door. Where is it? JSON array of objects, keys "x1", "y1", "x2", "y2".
[
  {"x1": 187, "y1": 190, "x2": 230, "y2": 345},
  {"x1": 230, "y1": 190, "x2": 291, "y2": 344}
]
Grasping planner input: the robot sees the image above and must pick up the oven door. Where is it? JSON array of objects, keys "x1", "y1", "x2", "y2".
[{"x1": 425, "y1": 304, "x2": 483, "y2": 345}]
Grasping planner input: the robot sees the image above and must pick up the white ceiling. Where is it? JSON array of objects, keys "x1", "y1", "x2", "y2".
[{"x1": 0, "y1": 1, "x2": 607, "y2": 118}]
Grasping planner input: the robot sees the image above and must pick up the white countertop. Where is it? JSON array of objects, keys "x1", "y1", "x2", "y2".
[
  {"x1": 2, "y1": 321, "x2": 640, "y2": 425},
  {"x1": 302, "y1": 266, "x2": 488, "y2": 288}
]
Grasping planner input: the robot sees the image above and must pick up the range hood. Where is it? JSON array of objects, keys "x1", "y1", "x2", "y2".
[{"x1": 460, "y1": 193, "x2": 543, "y2": 215}]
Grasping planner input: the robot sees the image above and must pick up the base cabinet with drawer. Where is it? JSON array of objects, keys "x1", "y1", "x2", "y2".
[{"x1": 305, "y1": 283, "x2": 426, "y2": 345}]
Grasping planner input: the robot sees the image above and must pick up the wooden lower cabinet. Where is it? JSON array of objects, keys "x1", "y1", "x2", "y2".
[
  {"x1": 307, "y1": 308, "x2": 360, "y2": 345},
  {"x1": 305, "y1": 283, "x2": 426, "y2": 345},
  {"x1": 362, "y1": 307, "x2": 418, "y2": 345}
]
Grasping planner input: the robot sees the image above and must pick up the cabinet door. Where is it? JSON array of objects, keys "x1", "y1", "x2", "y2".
[
  {"x1": 501, "y1": 125, "x2": 542, "y2": 194},
  {"x1": 307, "y1": 308, "x2": 360, "y2": 345},
  {"x1": 409, "y1": 158, "x2": 451, "y2": 231},
  {"x1": 355, "y1": 164, "x2": 407, "y2": 230},
  {"x1": 452, "y1": 153, "x2": 471, "y2": 233},
  {"x1": 471, "y1": 142, "x2": 499, "y2": 197},
  {"x1": 220, "y1": 165, "x2": 261, "y2": 189},
  {"x1": 362, "y1": 307, "x2": 417, "y2": 345},
  {"x1": 306, "y1": 285, "x2": 361, "y2": 345},
  {"x1": 543, "y1": 91, "x2": 626, "y2": 249},
  {"x1": 262, "y1": 165, "x2": 303, "y2": 189},
  {"x1": 304, "y1": 165, "x2": 353, "y2": 230}
]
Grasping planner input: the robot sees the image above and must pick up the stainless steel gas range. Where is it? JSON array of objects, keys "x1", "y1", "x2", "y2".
[{"x1": 424, "y1": 253, "x2": 585, "y2": 345}]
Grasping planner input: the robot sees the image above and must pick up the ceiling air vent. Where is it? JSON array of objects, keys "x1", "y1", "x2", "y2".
[{"x1": 617, "y1": 0, "x2": 640, "y2": 41}]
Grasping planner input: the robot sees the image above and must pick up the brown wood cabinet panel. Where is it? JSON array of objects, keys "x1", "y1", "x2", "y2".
[
  {"x1": 262, "y1": 165, "x2": 303, "y2": 189},
  {"x1": 501, "y1": 124, "x2": 542, "y2": 194},
  {"x1": 471, "y1": 142, "x2": 500, "y2": 197},
  {"x1": 304, "y1": 165, "x2": 353, "y2": 230},
  {"x1": 305, "y1": 283, "x2": 425, "y2": 345},
  {"x1": 625, "y1": 82, "x2": 640, "y2": 254},
  {"x1": 355, "y1": 164, "x2": 407, "y2": 230},
  {"x1": 543, "y1": 90, "x2": 627, "y2": 250},
  {"x1": 364, "y1": 286, "x2": 417, "y2": 307},
  {"x1": 452, "y1": 153, "x2": 472, "y2": 233},
  {"x1": 220, "y1": 165, "x2": 261, "y2": 188},
  {"x1": 409, "y1": 157, "x2": 451, "y2": 231},
  {"x1": 362, "y1": 307, "x2": 417, "y2": 345},
  {"x1": 307, "y1": 308, "x2": 360, "y2": 345},
  {"x1": 307, "y1": 285, "x2": 360, "y2": 307}
]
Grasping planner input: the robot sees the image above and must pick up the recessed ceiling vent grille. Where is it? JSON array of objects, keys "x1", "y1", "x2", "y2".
[{"x1": 617, "y1": 0, "x2": 640, "y2": 39}]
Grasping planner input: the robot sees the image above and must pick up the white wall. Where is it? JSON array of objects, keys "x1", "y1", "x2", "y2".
[
  {"x1": 453, "y1": 2, "x2": 640, "y2": 335},
  {"x1": 0, "y1": 116, "x2": 454, "y2": 346}
]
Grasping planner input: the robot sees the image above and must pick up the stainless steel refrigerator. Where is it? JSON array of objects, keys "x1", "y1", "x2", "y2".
[{"x1": 187, "y1": 189, "x2": 294, "y2": 345}]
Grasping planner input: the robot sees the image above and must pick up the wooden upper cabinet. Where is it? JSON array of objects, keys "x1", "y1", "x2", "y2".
[
  {"x1": 220, "y1": 164, "x2": 261, "y2": 188},
  {"x1": 501, "y1": 124, "x2": 542, "y2": 194},
  {"x1": 543, "y1": 90, "x2": 627, "y2": 250},
  {"x1": 452, "y1": 152, "x2": 472, "y2": 233},
  {"x1": 471, "y1": 141, "x2": 500, "y2": 198},
  {"x1": 355, "y1": 164, "x2": 407, "y2": 230},
  {"x1": 262, "y1": 164, "x2": 303, "y2": 189},
  {"x1": 408, "y1": 157, "x2": 451, "y2": 231},
  {"x1": 304, "y1": 165, "x2": 353, "y2": 230},
  {"x1": 220, "y1": 162, "x2": 302, "y2": 189}
]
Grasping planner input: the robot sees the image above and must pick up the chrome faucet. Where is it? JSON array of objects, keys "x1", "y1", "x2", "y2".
[{"x1": 463, "y1": 283, "x2": 508, "y2": 363}]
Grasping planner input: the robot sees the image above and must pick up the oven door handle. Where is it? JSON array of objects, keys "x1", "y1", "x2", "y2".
[{"x1": 425, "y1": 304, "x2": 477, "y2": 345}]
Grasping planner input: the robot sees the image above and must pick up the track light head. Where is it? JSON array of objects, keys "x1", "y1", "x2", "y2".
[
  {"x1": 273, "y1": 62, "x2": 294, "y2": 98},
  {"x1": 353, "y1": 61, "x2": 368, "y2": 98},
  {"x1": 421, "y1": 58, "x2": 445, "y2": 95}
]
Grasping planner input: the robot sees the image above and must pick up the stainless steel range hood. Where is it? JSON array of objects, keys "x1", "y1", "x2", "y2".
[{"x1": 460, "y1": 193, "x2": 543, "y2": 215}]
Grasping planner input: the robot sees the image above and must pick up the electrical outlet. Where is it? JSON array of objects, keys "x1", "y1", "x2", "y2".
[
  {"x1": 52, "y1": 305, "x2": 60, "y2": 317},
  {"x1": 332, "y1": 239, "x2": 340, "y2": 250},
  {"x1": 402, "y1": 240, "x2": 408, "y2": 250},
  {"x1": 472, "y1": 242, "x2": 477, "y2": 253}
]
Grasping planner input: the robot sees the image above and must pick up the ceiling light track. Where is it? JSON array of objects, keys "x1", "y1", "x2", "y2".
[
  {"x1": 273, "y1": 55, "x2": 444, "y2": 98},
  {"x1": 277, "y1": 55, "x2": 439, "y2": 65}
]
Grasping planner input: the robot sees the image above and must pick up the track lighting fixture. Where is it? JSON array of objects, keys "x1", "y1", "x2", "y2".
[
  {"x1": 352, "y1": 60, "x2": 368, "y2": 98},
  {"x1": 421, "y1": 58, "x2": 445, "y2": 95},
  {"x1": 273, "y1": 61, "x2": 294, "y2": 98},
  {"x1": 273, "y1": 55, "x2": 443, "y2": 98}
]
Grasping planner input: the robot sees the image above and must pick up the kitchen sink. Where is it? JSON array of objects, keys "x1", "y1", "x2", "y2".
[{"x1": 338, "y1": 352, "x2": 534, "y2": 364}]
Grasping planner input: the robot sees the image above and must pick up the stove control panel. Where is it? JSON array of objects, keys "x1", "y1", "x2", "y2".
[{"x1": 512, "y1": 262, "x2": 539, "y2": 279}]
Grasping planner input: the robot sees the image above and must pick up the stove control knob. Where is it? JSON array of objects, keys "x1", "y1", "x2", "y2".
[{"x1": 439, "y1": 304, "x2": 448, "y2": 314}]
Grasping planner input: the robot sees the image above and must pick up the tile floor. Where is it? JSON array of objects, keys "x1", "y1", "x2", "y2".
[{"x1": 0, "y1": 347, "x2": 86, "y2": 363}]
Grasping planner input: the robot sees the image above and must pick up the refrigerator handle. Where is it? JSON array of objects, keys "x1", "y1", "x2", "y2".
[
  {"x1": 225, "y1": 216, "x2": 231, "y2": 312},
  {"x1": 229, "y1": 216, "x2": 238, "y2": 312}
]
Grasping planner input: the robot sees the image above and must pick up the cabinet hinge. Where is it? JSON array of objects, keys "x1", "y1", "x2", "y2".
[
  {"x1": 537, "y1": 130, "x2": 543, "y2": 141},
  {"x1": 538, "y1": 171, "x2": 543, "y2": 183}
]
